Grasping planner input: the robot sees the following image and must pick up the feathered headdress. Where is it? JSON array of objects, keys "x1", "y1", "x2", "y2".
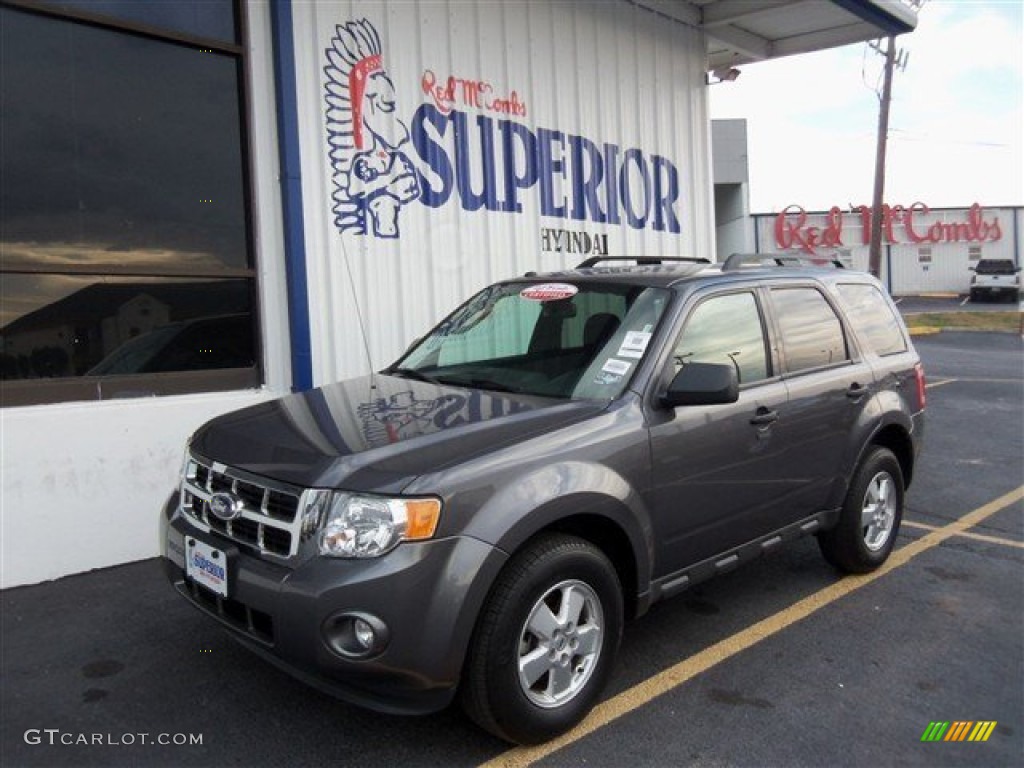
[{"x1": 324, "y1": 19, "x2": 384, "y2": 233}]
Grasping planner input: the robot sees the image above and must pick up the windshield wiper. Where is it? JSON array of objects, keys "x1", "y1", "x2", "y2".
[
  {"x1": 383, "y1": 367, "x2": 444, "y2": 386},
  {"x1": 463, "y1": 378, "x2": 523, "y2": 394}
]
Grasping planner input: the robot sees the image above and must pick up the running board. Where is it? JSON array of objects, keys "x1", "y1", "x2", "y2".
[{"x1": 650, "y1": 509, "x2": 839, "y2": 603}]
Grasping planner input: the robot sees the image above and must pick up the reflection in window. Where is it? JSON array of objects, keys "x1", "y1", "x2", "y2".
[
  {"x1": 1, "y1": 7, "x2": 248, "y2": 270},
  {"x1": 673, "y1": 292, "x2": 768, "y2": 385},
  {"x1": 0, "y1": 3, "x2": 256, "y2": 406},
  {"x1": 770, "y1": 288, "x2": 848, "y2": 373},
  {"x1": 38, "y1": 0, "x2": 238, "y2": 43},
  {"x1": 437, "y1": 291, "x2": 541, "y2": 366},
  {"x1": 836, "y1": 284, "x2": 906, "y2": 357},
  {"x1": 0, "y1": 277, "x2": 253, "y2": 380}
]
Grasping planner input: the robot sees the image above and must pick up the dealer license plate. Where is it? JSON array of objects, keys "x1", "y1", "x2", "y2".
[{"x1": 185, "y1": 538, "x2": 229, "y2": 598}]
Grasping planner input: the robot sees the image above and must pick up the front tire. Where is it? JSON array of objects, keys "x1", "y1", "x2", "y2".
[
  {"x1": 460, "y1": 534, "x2": 623, "y2": 745},
  {"x1": 818, "y1": 446, "x2": 904, "y2": 573}
]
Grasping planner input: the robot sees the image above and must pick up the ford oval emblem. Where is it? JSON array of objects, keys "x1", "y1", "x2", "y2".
[{"x1": 208, "y1": 492, "x2": 243, "y2": 522}]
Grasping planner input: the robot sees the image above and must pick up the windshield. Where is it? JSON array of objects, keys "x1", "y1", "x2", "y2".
[{"x1": 390, "y1": 281, "x2": 671, "y2": 399}]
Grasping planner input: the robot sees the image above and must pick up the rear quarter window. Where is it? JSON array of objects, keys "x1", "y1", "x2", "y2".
[{"x1": 836, "y1": 283, "x2": 907, "y2": 357}]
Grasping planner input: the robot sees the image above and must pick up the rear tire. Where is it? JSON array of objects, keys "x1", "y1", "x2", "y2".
[
  {"x1": 460, "y1": 534, "x2": 623, "y2": 745},
  {"x1": 818, "y1": 447, "x2": 904, "y2": 573}
]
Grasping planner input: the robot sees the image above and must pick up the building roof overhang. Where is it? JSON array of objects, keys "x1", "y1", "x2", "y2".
[{"x1": 636, "y1": 0, "x2": 918, "y2": 70}]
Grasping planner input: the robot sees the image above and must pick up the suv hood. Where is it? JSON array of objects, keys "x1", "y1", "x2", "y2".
[{"x1": 190, "y1": 374, "x2": 607, "y2": 491}]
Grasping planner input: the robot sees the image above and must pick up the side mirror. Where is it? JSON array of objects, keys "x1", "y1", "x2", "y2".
[{"x1": 660, "y1": 362, "x2": 739, "y2": 408}]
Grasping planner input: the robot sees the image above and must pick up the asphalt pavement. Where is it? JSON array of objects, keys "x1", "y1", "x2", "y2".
[{"x1": 1, "y1": 331, "x2": 1021, "y2": 768}]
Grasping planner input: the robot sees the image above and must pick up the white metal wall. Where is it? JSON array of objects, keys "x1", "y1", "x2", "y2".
[
  {"x1": 290, "y1": 0, "x2": 713, "y2": 386},
  {"x1": 753, "y1": 205, "x2": 1020, "y2": 294}
]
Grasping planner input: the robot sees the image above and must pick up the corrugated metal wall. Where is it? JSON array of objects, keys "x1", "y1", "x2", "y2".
[{"x1": 289, "y1": 0, "x2": 712, "y2": 385}]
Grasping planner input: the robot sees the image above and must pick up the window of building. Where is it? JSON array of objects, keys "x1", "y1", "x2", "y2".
[
  {"x1": 672, "y1": 292, "x2": 769, "y2": 385},
  {"x1": 769, "y1": 288, "x2": 849, "y2": 373},
  {"x1": 1, "y1": 1, "x2": 259, "y2": 406},
  {"x1": 968, "y1": 245, "x2": 982, "y2": 262},
  {"x1": 918, "y1": 247, "x2": 932, "y2": 264}
]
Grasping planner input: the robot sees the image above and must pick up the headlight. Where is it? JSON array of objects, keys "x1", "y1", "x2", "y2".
[{"x1": 319, "y1": 493, "x2": 442, "y2": 558}]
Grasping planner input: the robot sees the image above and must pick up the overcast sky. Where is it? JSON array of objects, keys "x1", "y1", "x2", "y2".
[{"x1": 709, "y1": 0, "x2": 1023, "y2": 213}]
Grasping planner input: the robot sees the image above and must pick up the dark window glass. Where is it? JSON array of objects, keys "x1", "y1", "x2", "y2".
[
  {"x1": 0, "y1": 275, "x2": 253, "y2": 380},
  {"x1": 672, "y1": 292, "x2": 769, "y2": 385},
  {"x1": 770, "y1": 288, "x2": 848, "y2": 373},
  {"x1": 836, "y1": 284, "x2": 907, "y2": 357},
  {"x1": 976, "y1": 259, "x2": 1016, "y2": 275},
  {"x1": 560, "y1": 292, "x2": 626, "y2": 349},
  {"x1": 1, "y1": 7, "x2": 248, "y2": 271},
  {"x1": 36, "y1": 0, "x2": 237, "y2": 43},
  {"x1": 0, "y1": 4, "x2": 256, "y2": 406}
]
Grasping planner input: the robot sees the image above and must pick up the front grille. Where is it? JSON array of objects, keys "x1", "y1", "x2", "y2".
[{"x1": 180, "y1": 454, "x2": 306, "y2": 560}]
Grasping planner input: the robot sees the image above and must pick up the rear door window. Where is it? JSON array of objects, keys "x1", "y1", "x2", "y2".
[{"x1": 769, "y1": 287, "x2": 849, "y2": 373}]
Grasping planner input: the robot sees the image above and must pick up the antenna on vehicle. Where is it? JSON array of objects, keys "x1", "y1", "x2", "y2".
[{"x1": 337, "y1": 236, "x2": 377, "y2": 387}]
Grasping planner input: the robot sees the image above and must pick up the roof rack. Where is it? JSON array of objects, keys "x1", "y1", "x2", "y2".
[
  {"x1": 576, "y1": 256, "x2": 711, "y2": 269},
  {"x1": 720, "y1": 252, "x2": 847, "y2": 271}
]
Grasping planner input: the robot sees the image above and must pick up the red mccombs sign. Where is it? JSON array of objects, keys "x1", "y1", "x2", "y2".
[{"x1": 774, "y1": 203, "x2": 1003, "y2": 255}]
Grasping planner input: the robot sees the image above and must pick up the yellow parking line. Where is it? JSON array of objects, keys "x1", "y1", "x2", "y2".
[
  {"x1": 902, "y1": 519, "x2": 1024, "y2": 549},
  {"x1": 478, "y1": 485, "x2": 1024, "y2": 768},
  {"x1": 925, "y1": 378, "x2": 957, "y2": 389}
]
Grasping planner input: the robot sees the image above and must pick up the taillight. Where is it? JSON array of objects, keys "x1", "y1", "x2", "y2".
[{"x1": 914, "y1": 363, "x2": 927, "y2": 410}]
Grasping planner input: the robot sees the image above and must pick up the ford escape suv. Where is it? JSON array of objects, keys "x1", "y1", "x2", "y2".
[{"x1": 162, "y1": 255, "x2": 925, "y2": 744}]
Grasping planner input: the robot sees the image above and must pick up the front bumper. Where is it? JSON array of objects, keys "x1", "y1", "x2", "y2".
[{"x1": 161, "y1": 493, "x2": 507, "y2": 715}]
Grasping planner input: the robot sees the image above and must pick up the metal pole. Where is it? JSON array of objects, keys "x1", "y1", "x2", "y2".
[{"x1": 869, "y1": 35, "x2": 896, "y2": 279}]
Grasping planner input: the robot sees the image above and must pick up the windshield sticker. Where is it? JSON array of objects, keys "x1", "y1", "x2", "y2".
[
  {"x1": 520, "y1": 283, "x2": 578, "y2": 302},
  {"x1": 601, "y1": 358, "x2": 631, "y2": 377},
  {"x1": 594, "y1": 358, "x2": 631, "y2": 386},
  {"x1": 618, "y1": 331, "x2": 652, "y2": 359}
]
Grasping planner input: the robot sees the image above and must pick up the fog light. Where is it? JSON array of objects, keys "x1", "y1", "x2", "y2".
[
  {"x1": 322, "y1": 612, "x2": 389, "y2": 659},
  {"x1": 353, "y1": 618, "x2": 375, "y2": 650}
]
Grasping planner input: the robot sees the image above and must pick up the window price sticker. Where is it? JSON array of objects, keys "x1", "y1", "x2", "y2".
[
  {"x1": 618, "y1": 331, "x2": 651, "y2": 359},
  {"x1": 601, "y1": 358, "x2": 631, "y2": 377}
]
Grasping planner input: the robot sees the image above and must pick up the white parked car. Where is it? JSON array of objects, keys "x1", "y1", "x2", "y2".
[{"x1": 969, "y1": 259, "x2": 1021, "y2": 303}]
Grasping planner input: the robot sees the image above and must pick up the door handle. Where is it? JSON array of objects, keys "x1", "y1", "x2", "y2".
[
  {"x1": 750, "y1": 408, "x2": 779, "y2": 427},
  {"x1": 846, "y1": 383, "x2": 869, "y2": 400}
]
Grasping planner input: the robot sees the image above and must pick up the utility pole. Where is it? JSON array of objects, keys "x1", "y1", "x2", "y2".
[
  {"x1": 868, "y1": 35, "x2": 896, "y2": 279},
  {"x1": 867, "y1": 0, "x2": 924, "y2": 280}
]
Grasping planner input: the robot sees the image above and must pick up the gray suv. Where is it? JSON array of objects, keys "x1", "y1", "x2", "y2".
[{"x1": 162, "y1": 256, "x2": 925, "y2": 744}]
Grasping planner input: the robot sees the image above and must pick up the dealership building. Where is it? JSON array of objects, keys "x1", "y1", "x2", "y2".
[
  {"x1": 0, "y1": 0, "x2": 921, "y2": 587},
  {"x1": 711, "y1": 120, "x2": 1023, "y2": 293},
  {"x1": 752, "y1": 203, "x2": 1023, "y2": 295}
]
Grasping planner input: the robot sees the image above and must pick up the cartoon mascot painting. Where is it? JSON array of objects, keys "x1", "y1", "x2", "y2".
[{"x1": 324, "y1": 19, "x2": 419, "y2": 238}]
